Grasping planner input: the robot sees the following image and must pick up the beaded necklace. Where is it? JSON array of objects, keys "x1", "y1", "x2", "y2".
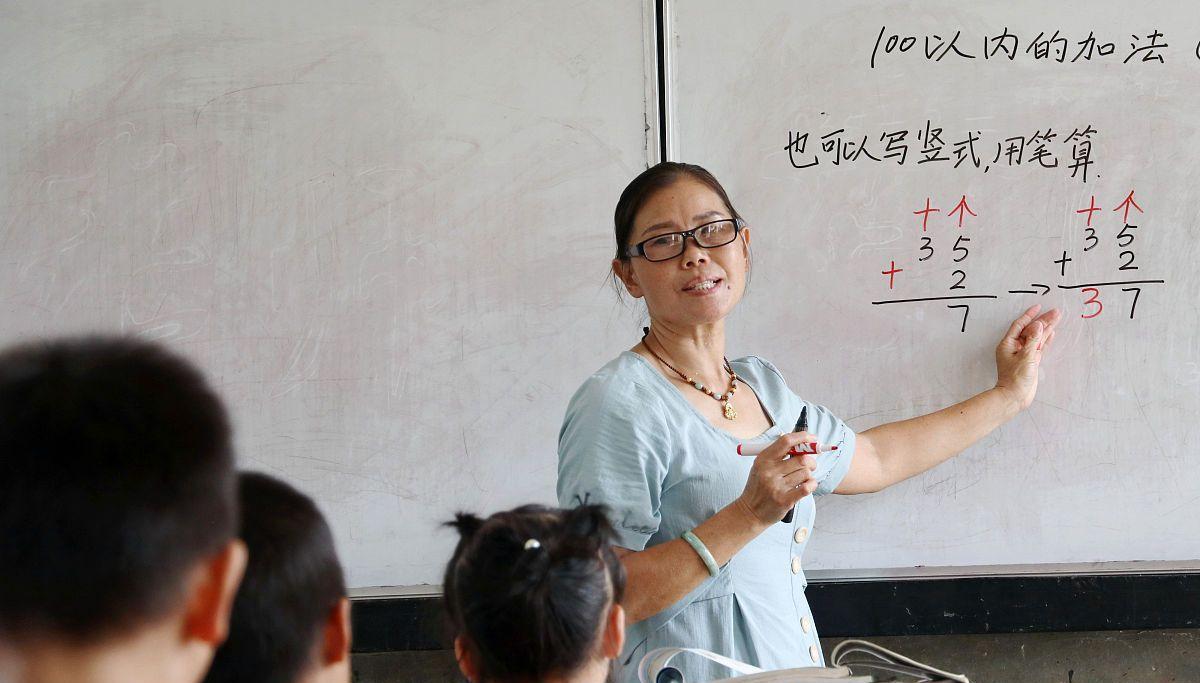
[{"x1": 641, "y1": 327, "x2": 740, "y2": 420}]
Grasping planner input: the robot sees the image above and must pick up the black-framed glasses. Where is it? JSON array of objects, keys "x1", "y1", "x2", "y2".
[{"x1": 625, "y1": 218, "x2": 744, "y2": 262}]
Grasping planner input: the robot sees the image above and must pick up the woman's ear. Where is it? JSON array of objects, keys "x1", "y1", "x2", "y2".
[
  {"x1": 454, "y1": 635, "x2": 480, "y2": 683},
  {"x1": 740, "y1": 226, "x2": 752, "y2": 270},
  {"x1": 600, "y1": 603, "x2": 626, "y2": 660},
  {"x1": 611, "y1": 259, "x2": 644, "y2": 299}
]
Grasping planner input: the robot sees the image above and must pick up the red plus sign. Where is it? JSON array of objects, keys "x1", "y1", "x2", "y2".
[
  {"x1": 1075, "y1": 195, "x2": 1101, "y2": 227},
  {"x1": 882, "y1": 260, "x2": 904, "y2": 290},
  {"x1": 913, "y1": 197, "x2": 940, "y2": 232}
]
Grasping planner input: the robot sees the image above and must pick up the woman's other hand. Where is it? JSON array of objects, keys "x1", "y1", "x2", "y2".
[{"x1": 735, "y1": 432, "x2": 819, "y2": 529}]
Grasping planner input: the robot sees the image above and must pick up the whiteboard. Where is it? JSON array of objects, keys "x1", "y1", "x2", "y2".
[
  {"x1": 0, "y1": 0, "x2": 650, "y2": 588},
  {"x1": 671, "y1": 0, "x2": 1200, "y2": 574}
]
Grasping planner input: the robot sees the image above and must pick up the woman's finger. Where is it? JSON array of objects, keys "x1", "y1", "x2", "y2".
[
  {"x1": 789, "y1": 476, "x2": 819, "y2": 501},
  {"x1": 787, "y1": 431, "x2": 818, "y2": 447},
  {"x1": 1020, "y1": 321, "x2": 1044, "y2": 356},
  {"x1": 778, "y1": 431, "x2": 817, "y2": 451},
  {"x1": 1032, "y1": 308, "x2": 1063, "y2": 335},
  {"x1": 1039, "y1": 329, "x2": 1057, "y2": 354},
  {"x1": 1002, "y1": 305, "x2": 1041, "y2": 344},
  {"x1": 781, "y1": 468, "x2": 817, "y2": 492},
  {"x1": 781, "y1": 457, "x2": 816, "y2": 479},
  {"x1": 752, "y1": 432, "x2": 813, "y2": 465},
  {"x1": 1036, "y1": 325, "x2": 1056, "y2": 352}
]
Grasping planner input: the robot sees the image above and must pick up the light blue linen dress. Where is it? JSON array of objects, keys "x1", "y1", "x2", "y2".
[{"x1": 557, "y1": 351, "x2": 856, "y2": 683}]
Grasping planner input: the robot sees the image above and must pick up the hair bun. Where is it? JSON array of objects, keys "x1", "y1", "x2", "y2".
[
  {"x1": 552, "y1": 504, "x2": 614, "y2": 558},
  {"x1": 447, "y1": 512, "x2": 486, "y2": 539}
]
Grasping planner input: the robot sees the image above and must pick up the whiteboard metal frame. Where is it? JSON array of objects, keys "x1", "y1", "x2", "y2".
[
  {"x1": 641, "y1": 0, "x2": 662, "y2": 166},
  {"x1": 651, "y1": 0, "x2": 675, "y2": 162},
  {"x1": 346, "y1": 568, "x2": 1200, "y2": 652}
]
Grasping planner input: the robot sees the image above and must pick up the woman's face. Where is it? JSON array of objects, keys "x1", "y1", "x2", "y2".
[{"x1": 615, "y1": 177, "x2": 751, "y2": 329}]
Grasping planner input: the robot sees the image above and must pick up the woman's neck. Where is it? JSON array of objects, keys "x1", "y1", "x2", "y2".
[{"x1": 642, "y1": 320, "x2": 729, "y2": 385}]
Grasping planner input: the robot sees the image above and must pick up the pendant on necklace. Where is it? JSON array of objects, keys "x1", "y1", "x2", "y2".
[{"x1": 723, "y1": 400, "x2": 738, "y2": 421}]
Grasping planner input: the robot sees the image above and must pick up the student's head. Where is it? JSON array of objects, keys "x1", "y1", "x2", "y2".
[
  {"x1": 203, "y1": 472, "x2": 350, "y2": 683},
  {"x1": 443, "y1": 504, "x2": 626, "y2": 683},
  {"x1": 0, "y1": 336, "x2": 246, "y2": 683}
]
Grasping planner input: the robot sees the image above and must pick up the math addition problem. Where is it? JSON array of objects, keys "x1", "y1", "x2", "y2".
[{"x1": 871, "y1": 191, "x2": 1166, "y2": 332}]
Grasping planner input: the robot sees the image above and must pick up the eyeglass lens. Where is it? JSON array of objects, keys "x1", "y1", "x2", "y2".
[{"x1": 641, "y1": 220, "x2": 737, "y2": 261}]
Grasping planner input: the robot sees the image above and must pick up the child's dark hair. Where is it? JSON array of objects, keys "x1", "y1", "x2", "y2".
[
  {"x1": 0, "y1": 336, "x2": 236, "y2": 642},
  {"x1": 442, "y1": 504, "x2": 626, "y2": 682},
  {"x1": 202, "y1": 471, "x2": 347, "y2": 683}
]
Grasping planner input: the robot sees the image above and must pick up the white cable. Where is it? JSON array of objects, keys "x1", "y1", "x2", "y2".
[
  {"x1": 830, "y1": 639, "x2": 970, "y2": 683},
  {"x1": 638, "y1": 647, "x2": 763, "y2": 683}
]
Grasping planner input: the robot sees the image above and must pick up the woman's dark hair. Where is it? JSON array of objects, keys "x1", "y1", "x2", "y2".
[
  {"x1": 442, "y1": 504, "x2": 626, "y2": 682},
  {"x1": 203, "y1": 471, "x2": 347, "y2": 683},
  {"x1": 612, "y1": 161, "x2": 744, "y2": 264}
]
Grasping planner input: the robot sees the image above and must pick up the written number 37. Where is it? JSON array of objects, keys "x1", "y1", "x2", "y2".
[{"x1": 1080, "y1": 287, "x2": 1142, "y2": 320}]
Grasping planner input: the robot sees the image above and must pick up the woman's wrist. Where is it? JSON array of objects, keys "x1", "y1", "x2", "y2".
[
  {"x1": 988, "y1": 385, "x2": 1026, "y2": 419},
  {"x1": 730, "y1": 496, "x2": 772, "y2": 535}
]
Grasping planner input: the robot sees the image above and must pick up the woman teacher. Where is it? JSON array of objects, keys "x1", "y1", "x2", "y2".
[{"x1": 557, "y1": 162, "x2": 1062, "y2": 682}]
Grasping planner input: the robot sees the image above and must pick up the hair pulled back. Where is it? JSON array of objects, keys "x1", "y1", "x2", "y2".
[
  {"x1": 612, "y1": 161, "x2": 744, "y2": 263},
  {"x1": 442, "y1": 504, "x2": 625, "y2": 682}
]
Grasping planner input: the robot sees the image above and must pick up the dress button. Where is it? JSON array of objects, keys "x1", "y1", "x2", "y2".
[
  {"x1": 790, "y1": 556, "x2": 801, "y2": 574},
  {"x1": 801, "y1": 616, "x2": 812, "y2": 634},
  {"x1": 809, "y1": 644, "x2": 820, "y2": 662},
  {"x1": 794, "y1": 527, "x2": 809, "y2": 543}
]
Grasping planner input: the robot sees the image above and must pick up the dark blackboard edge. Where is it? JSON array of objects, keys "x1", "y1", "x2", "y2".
[
  {"x1": 348, "y1": 571, "x2": 1200, "y2": 653},
  {"x1": 655, "y1": 0, "x2": 668, "y2": 163}
]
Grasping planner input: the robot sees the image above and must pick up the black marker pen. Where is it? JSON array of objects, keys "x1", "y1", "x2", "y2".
[{"x1": 781, "y1": 406, "x2": 809, "y2": 524}]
